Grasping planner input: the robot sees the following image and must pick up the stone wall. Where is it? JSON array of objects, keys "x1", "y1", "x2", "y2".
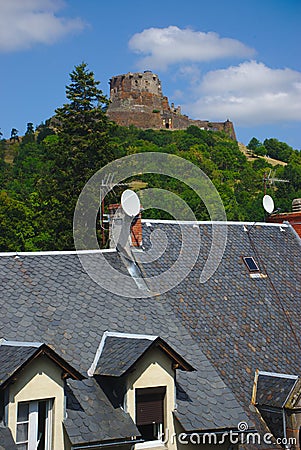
[{"x1": 107, "y1": 70, "x2": 236, "y2": 140}]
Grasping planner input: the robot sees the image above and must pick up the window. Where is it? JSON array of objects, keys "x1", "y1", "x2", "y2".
[
  {"x1": 243, "y1": 256, "x2": 260, "y2": 272},
  {"x1": 135, "y1": 387, "x2": 166, "y2": 442},
  {"x1": 16, "y1": 400, "x2": 53, "y2": 450}
]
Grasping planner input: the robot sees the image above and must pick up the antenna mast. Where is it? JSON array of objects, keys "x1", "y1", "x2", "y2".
[
  {"x1": 100, "y1": 174, "x2": 127, "y2": 246},
  {"x1": 263, "y1": 170, "x2": 289, "y2": 195}
]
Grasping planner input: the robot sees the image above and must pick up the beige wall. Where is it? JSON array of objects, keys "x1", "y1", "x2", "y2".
[
  {"x1": 126, "y1": 348, "x2": 237, "y2": 450},
  {"x1": 8, "y1": 354, "x2": 65, "y2": 450},
  {"x1": 126, "y1": 347, "x2": 177, "y2": 450}
]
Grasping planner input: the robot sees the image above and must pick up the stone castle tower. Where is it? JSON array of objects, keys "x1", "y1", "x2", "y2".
[{"x1": 107, "y1": 70, "x2": 236, "y2": 140}]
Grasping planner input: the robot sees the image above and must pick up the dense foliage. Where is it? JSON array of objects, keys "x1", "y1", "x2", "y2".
[{"x1": 1, "y1": 64, "x2": 300, "y2": 251}]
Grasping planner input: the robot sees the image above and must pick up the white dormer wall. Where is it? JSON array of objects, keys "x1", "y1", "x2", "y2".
[
  {"x1": 126, "y1": 347, "x2": 177, "y2": 450},
  {"x1": 7, "y1": 354, "x2": 66, "y2": 449},
  {"x1": 125, "y1": 347, "x2": 232, "y2": 450}
]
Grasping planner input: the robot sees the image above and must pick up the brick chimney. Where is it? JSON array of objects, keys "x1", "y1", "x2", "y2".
[
  {"x1": 267, "y1": 198, "x2": 301, "y2": 238},
  {"x1": 108, "y1": 204, "x2": 142, "y2": 248}
]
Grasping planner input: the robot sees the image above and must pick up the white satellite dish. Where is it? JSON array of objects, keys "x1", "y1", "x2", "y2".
[
  {"x1": 263, "y1": 194, "x2": 275, "y2": 214},
  {"x1": 121, "y1": 189, "x2": 141, "y2": 217}
]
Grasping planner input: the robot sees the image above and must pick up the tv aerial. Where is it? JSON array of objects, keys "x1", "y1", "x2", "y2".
[
  {"x1": 99, "y1": 174, "x2": 127, "y2": 246},
  {"x1": 263, "y1": 170, "x2": 289, "y2": 195},
  {"x1": 263, "y1": 194, "x2": 275, "y2": 215}
]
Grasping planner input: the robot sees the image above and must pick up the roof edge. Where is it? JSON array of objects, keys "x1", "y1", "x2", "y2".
[
  {"x1": 142, "y1": 219, "x2": 289, "y2": 227},
  {"x1": 0, "y1": 249, "x2": 117, "y2": 257},
  {"x1": 258, "y1": 370, "x2": 298, "y2": 379}
]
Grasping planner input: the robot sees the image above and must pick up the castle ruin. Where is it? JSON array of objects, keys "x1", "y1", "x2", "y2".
[{"x1": 107, "y1": 70, "x2": 236, "y2": 140}]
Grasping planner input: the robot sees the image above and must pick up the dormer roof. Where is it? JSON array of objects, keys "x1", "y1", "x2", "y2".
[
  {"x1": 90, "y1": 332, "x2": 195, "y2": 377},
  {"x1": 0, "y1": 339, "x2": 84, "y2": 389}
]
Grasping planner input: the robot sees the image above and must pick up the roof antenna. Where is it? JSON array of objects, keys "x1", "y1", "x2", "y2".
[{"x1": 263, "y1": 170, "x2": 289, "y2": 195}]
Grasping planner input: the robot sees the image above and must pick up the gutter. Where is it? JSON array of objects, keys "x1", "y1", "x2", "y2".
[{"x1": 72, "y1": 439, "x2": 144, "y2": 449}]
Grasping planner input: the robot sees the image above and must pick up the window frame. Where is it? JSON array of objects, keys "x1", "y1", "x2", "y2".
[
  {"x1": 16, "y1": 399, "x2": 53, "y2": 450},
  {"x1": 135, "y1": 386, "x2": 166, "y2": 448},
  {"x1": 243, "y1": 256, "x2": 260, "y2": 272}
]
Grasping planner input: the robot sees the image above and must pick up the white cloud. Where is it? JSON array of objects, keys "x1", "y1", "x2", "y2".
[
  {"x1": 0, "y1": 0, "x2": 86, "y2": 52},
  {"x1": 183, "y1": 61, "x2": 301, "y2": 126},
  {"x1": 129, "y1": 26, "x2": 255, "y2": 70}
]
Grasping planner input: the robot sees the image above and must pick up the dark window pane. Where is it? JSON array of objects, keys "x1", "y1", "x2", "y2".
[
  {"x1": 38, "y1": 400, "x2": 47, "y2": 450},
  {"x1": 16, "y1": 423, "x2": 28, "y2": 442},
  {"x1": 17, "y1": 403, "x2": 29, "y2": 422},
  {"x1": 243, "y1": 257, "x2": 260, "y2": 272},
  {"x1": 136, "y1": 387, "x2": 165, "y2": 426}
]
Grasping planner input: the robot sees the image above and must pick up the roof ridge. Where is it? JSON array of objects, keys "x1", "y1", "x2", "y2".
[
  {"x1": 0, "y1": 249, "x2": 117, "y2": 257},
  {"x1": 141, "y1": 219, "x2": 289, "y2": 227}
]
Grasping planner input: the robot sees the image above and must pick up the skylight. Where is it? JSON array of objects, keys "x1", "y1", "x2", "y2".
[{"x1": 243, "y1": 257, "x2": 260, "y2": 272}]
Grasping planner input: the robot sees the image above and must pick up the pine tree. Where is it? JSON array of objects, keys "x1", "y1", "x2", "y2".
[
  {"x1": 54, "y1": 62, "x2": 114, "y2": 178},
  {"x1": 39, "y1": 62, "x2": 115, "y2": 249}
]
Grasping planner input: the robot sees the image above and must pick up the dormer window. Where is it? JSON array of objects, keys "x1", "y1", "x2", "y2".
[
  {"x1": 16, "y1": 399, "x2": 53, "y2": 450},
  {"x1": 0, "y1": 339, "x2": 84, "y2": 450},
  {"x1": 88, "y1": 332, "x2": 194, "y2": 448},
  {"x1": 136, "y1": 387, "x2": 166, "y2": 442}
]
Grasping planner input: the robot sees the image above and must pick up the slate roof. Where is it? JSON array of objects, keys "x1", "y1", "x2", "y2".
[
  {"x1": 256, "y1": 373, "x2": 298, "y2": 408},
  {"x1": 0, "y1": 221, "x2": 300, "y2": 446},
  {"x1": 64, "y1": 378, "x2": 140, "y2": 446},
  {"x1": 0, "y1": 244, "x2": 248, "y2": 442},
  {"x1": 0, "y1": 423, "x2": 17, "y2": 450},
  {"x1": 96, "y1": 336, "x2": 156, "y2": 376},
  {"x1": 0, "y1": 345, "x2": 38, "y2": 386},
  {"x1": 140, "y1": 222, "x2": 301, "y2": 413}
]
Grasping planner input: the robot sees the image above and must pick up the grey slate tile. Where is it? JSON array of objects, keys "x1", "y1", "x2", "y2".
[
  {"x1": 0, "y1": 423, "x2": 17, "y2": 450},
  {"x1": 0, "y1": 346, "x2": 38, "y2": 386}
]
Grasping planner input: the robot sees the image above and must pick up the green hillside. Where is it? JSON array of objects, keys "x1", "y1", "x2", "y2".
[{"x1": 1, "y1": 63, "x2": 300, "y2": 252}]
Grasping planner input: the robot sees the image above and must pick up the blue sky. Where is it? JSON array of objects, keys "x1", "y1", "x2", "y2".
[{"x1": 0, "y1": 0, "x2": 300, "y2": 149}]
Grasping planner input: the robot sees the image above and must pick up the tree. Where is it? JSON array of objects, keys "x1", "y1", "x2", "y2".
[
  {"x1": 36, "y1": 122, "x2": 55, "y2": 144},
  {"x1": 263, "y1": 138, "x2": 293, "y2": 162},
  {"x1": 25, "y1": 122, "x2": 34, "y2": 135},
  {"x1": 39, "y1": 62, "x2": 116, "y2": 249},
  {"x1": 54, "y1": 62, "x2": 114, "y2": 177},
  {"x1": 247, "y1": 137, "x2": 261, "y2": 151},
  {"x1": 22, "y1": 122, "x2": 35, "y2": 145},
  {"x1": 0, "y1": 191, "x2": 35, "y2": 251},
  {"x1": 10, "y1": 128, "x2": 19, "y2": 142}
]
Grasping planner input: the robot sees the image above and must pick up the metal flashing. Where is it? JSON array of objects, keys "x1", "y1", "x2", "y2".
[
  {"x1": 0, "y1": 339, "x2": 42, "y2": 348},
  {"x1": 258, "y1": 371, "x2": 298, "y2": 380}
]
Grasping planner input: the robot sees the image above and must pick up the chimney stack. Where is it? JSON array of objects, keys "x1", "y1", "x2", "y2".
[
  {"x1": 108, "y1": 204, "x2": 142, "y2": 249},
  {"x1": 292, "y1": 198, "x2": 301, "y2": 212}
]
